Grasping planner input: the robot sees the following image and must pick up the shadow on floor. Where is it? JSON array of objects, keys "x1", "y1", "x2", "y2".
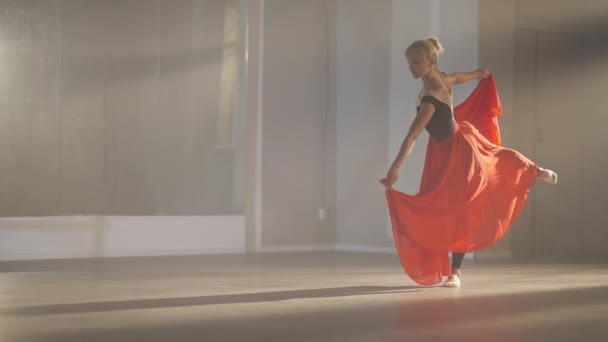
[
  {"x1": 7, "y1": 285, "x2": 422, "y2": 315},
  {"x1": 6, "y1": 285, "x2": 608, "y2": 342}
]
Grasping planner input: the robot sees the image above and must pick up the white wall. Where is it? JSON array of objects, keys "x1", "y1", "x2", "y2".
[
  {"x1": 336, "y1": 0, "x2": 393, "y2": 249},
  {"x1": 251, "y1": 0, "x2": 337, "y2": 250}
]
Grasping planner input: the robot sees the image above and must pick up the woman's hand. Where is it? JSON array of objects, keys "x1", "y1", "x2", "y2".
[
  {"x1": 385, "y1": 165, "x2": 400, "y2": 190},
  {"x1": 477, "y1": 68, "x2": 491, "y2": 79}
]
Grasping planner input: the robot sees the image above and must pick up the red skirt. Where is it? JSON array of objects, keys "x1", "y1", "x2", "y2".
[{"x1": 381, "y1": 76, "x2": 538, "y2": 285}]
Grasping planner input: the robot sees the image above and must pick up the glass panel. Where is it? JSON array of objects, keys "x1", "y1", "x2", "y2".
[{"x1": 0, "y1": 0, "x2": 247, "y2": 216}]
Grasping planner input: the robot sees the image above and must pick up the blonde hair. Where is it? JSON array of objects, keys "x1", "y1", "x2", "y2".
[{"x1": 405, "y1": 37, "x2": 444, "y2": 64}]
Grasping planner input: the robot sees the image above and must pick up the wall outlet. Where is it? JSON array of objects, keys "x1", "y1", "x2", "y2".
[{"x1": 318, "y1": 208, "x2": 328, "y2": 221}]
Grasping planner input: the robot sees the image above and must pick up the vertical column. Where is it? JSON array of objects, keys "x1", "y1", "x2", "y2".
[{"x1": 244, "y1": 0, "x2": 264, "y2": 252}]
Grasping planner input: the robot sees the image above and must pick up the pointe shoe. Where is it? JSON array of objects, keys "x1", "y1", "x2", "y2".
[
  {"x1": 443, "y1": 275, "x2": 461, "y2": 288},
  {"x1": 538, "y1": 168, "x2": 558, "y2": 185}
]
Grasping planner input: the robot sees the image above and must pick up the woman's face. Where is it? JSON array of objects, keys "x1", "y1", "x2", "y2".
[{"x1": 406, "y1": 53, "x2": 433, "y2": 79}]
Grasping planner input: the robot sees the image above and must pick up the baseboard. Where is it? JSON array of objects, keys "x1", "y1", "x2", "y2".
[
  {"x1": 256, "y1": 244, "x2": 336, "y2": 253},
  {"x1": 256, "y1": 244, "x2": 397, "y2": 254},
  {"x1": 0, "y1": 215, "x2": 245, "y2": 261},
  {"x1": 335, "y1": 244, "x2": 396, "y2": 254},
  {"x1": 474, "y1": 251, "x2": 512, "y2": 259}
]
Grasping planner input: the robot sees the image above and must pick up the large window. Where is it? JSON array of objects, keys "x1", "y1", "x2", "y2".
[{"x1": 0, "y1": 0, "x2": 247, "y2": 216}]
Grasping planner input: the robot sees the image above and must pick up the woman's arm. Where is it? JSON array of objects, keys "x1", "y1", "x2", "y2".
[
  {"x1": 385, "y1": 103, "x2": 435, "y2": 189},
  {"x1": 447, "y1": 68, "x2": 490, "y2": 85}
]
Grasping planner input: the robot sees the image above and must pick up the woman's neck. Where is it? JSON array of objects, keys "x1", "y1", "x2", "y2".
[{"x1": 422, "y1": 68, "x2": 442, "y2": 88}]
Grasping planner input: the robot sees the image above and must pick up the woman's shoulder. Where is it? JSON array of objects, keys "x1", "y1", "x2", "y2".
[{"x1": 419, "y1": 74, "x2": 452, "y2": 105}]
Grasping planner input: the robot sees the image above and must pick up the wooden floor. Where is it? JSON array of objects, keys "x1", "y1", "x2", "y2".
[{"x1": 1, "y1": 252, "x2": 607, "y2": 342}]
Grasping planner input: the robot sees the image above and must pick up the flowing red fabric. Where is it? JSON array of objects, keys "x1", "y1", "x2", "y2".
[
  {"x1": 453, "y1": 75, "x2": 502, "y2": 145},
  {"x1": 381, "y1": 75, "x2": 537, "y2": 286}
]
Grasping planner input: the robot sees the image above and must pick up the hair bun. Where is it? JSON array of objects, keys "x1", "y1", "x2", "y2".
[{"x1": 427, "y1": 37, "x2": 444, "y2": 56}]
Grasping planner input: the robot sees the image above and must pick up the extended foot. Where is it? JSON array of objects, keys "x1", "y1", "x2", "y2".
[
  {"x1": 537, "y1": 167, "x2": 558, "y2": 185},
  {"x1": 443, "y1": 275, "x2": 461, "y2": 288}
]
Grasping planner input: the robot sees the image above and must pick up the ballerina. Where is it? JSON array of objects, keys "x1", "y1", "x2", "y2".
[{"x1": 382, "y1": 37, "x2": 557, "y2": 287}]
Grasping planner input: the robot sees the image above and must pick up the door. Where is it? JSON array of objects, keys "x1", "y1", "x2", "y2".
[{"x1": 513, "y1": 29, "x2": 585, "y2": 258}]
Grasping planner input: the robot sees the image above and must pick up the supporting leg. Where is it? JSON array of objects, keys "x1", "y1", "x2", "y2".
[{"x1": 444, "y1": 252, "x2": 465, "y2": 287}]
